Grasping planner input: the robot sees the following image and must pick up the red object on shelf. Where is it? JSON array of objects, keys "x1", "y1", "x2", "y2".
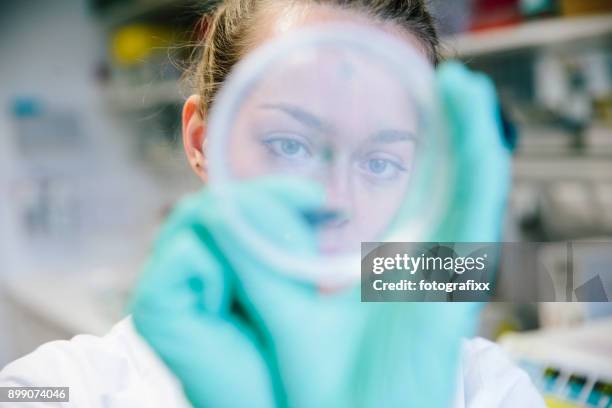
[{"x1": 470, "y1": 0, "x2": 523, "y2": 31}]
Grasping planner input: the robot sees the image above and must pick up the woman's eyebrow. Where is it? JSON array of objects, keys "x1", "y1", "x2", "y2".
[
  {"x1": 259, "y1": 103, "x2": 329, "y2": 132},
  {"x1": 369, "y1": 129, "x2": 418, "y2": 144}
]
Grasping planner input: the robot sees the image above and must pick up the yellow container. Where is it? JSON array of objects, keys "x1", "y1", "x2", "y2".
[
  {"x1": 111, "y1": 25, "x2": 175, "y2": 67},
  {"x1": 560, "y1": 0, "x2": 612, "y2": 16}
]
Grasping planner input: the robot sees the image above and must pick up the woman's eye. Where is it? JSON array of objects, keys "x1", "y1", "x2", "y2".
[
  {"x1": 360, "y1": 157, "x2": 407, "y2": 181},
  {"x1": 368, "y1": 159, "x2": 389, "y2": 174},
  {"x1": 263, "y1": 136, "x2": 311, "y2": 160},
  {"x1": 279, "y1": 139, "x2": 302, "y2": 155}
]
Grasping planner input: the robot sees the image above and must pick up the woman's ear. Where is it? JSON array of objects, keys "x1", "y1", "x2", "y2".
[{"x1": 182, "y1": 94, "x2": 208, "y2": 182}]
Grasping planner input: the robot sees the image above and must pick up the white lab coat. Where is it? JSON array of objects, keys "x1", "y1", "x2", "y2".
[{"x1": 0, "y1": 317, "x2": 545, "y2": 407}]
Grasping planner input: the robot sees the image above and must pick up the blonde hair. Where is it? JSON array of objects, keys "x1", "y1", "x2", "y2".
[{"x1": 192, "y1": 0, "x2": 440, "y2": 114}]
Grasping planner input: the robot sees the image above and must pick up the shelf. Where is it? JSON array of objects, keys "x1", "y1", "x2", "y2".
[
  {"x1": 515, "y1": 124, "x2": 612, "y2": 157},
  {"x1": 499, "y1": 317, "x2": 612, "y2": 379},
  {"x1": 443, "y1": 14, "x2": 612, "y2": 58},
  {"x1": 102, "y1": 80, "x2": 184, "y2": 111}
]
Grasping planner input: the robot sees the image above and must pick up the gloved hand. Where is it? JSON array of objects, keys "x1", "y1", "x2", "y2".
[
  {"x1": 130, "y1": 176, "x2": 466, "y2": 408},
  {"x1": 130, "y1": 61, "x2": 510, "y2": 408},
  {"x1": 131, "y1": 177, "x2": 370, "y2": 408},
  {"x1": 432, "y1": 62, "x2": 511, "y2": 243}
]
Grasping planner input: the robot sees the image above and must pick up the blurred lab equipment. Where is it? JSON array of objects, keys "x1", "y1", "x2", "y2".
[
  {"x1": 110, "y1": 24, "x2": 182, "y2": 86},
  {"x1": 0, "y1": 95, "x2": 166, "y2": 363},
  {"x1": 0, "y1": 0, "x2": 201, "y2": 368},
  {"x1": 501, "y1": 317, "x2": 612, "y2": 407},
  {"x1": 4, "y1": 97, "x2": 158, "y2": 267},
  {"x1": 10, "y1": 98, "x2": 86, "y2": 248},
  {"x1": 560, "y1": 0, "x2": 612, "y2": 16}
]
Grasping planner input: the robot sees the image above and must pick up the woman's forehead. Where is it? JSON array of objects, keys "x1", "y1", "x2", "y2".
[{"x1": 239, "y1": 50, "x2": 418, "y2": 131}]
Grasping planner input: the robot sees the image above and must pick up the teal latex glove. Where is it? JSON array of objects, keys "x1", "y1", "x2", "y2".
[
  {"x1": 130, "y1": 61, "x2": 511, "y2": 408},
  {"x1": 432, "y1": 62, "x2": 511, "y2": 243},
  {"x1": 130, "y1": 178, "x2": 464, "y2": 408},
  {"x1": 131, "y1": 177, "x2": 369, "y2": 408}
]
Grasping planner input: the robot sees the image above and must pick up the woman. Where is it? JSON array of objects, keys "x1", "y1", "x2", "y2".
[{"x1": 0, "y1": 1, "x2": 544, "y2": 407}]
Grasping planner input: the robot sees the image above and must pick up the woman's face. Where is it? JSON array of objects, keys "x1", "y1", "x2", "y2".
[{"x1": 197, "y1": 4, "x2": 430, "y2": 254}]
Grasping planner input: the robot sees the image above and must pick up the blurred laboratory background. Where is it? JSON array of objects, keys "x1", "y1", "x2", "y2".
[{"x1": 0, "y1": 0, "x2": 611, "y2": 406}]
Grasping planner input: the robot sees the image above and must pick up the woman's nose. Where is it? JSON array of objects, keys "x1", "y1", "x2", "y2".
[{"x1": 321, "y1": 163, "x2": 353, "y2": 224}]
